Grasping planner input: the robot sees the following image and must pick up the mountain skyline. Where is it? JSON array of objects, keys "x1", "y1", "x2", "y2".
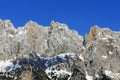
[
  {"x1": 0, "y1": 20, "x2": 120, "y2": 80},
  {"x1": 0, "y1": 0, "x2": 120, "y2": 35}
]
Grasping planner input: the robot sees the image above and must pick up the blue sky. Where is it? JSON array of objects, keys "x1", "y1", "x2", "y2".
[{"x1": 0, "y1": 0, "x2": 120, "y2": 35}]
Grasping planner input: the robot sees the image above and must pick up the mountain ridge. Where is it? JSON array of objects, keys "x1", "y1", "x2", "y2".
[{"x1": 0, "y1": 19, "x2": 120, "y2": 80}]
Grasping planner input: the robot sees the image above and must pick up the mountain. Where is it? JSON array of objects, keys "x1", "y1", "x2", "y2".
[{"x1": 0, "y1": 19, "x2": 120, "y2": 80}]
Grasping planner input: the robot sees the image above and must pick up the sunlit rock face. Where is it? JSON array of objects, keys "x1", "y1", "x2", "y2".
[{"x1": 0, "y1": 19, "x2": 120, "y2": 80}]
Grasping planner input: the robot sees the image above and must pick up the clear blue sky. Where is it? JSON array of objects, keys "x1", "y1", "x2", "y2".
[{"x1": 0, "y1": 0, "x2": 120, "y2": 35}]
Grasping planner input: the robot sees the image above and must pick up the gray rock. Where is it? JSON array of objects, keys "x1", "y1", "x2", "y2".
[{"x1": 0, "y1": 19, "x2": 120, "y2": 80}]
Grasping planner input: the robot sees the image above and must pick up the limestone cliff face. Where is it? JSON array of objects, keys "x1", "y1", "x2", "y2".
[
  {"x1": 0, "y1": 20, "x2": 83, "y2": 59},
  {"x1": 84, "y1": 27, "x2": 120, "y2": 80},
  {"x1": 0, "y1": 19, "x2": 120, "y2": 80},
  {"x1": 85, "y1": 26, "x2": 101, "y2": 46}
]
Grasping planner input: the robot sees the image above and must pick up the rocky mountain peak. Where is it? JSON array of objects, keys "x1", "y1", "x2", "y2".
[
  {"x1": 0, "y1": 19, "x2": 120, "y2": 80},
  {"x1": 25, "y1": 20, "x2": 40, "y2": 28},
  {"x1": 88, "y1": 25, "x2": 101, "y2": 38},
  {"x1": 50, "y1": 20, "x2": 68, "y2": 30},
  {"x1": 0, "y1": 19, "x2": 15, "y2": 30},
  {"x1": 85, "y1": 25, "x2": 101, "y2": 45}
]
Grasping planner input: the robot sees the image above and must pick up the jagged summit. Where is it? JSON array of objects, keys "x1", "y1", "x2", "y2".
[
  {"x1": 0, "y1": 19, "x2": 120, "y2": 80},
  {"x1": 86, "y1": 25, "x2": 101, "y2": 44},
  {"x1": 0, "y1": 19, "x2": 83, "y2": 58},
  {"x1": 25, "y1": 20, "x2": 39, "y2": 27},
  {"x1": 0, "y1": 19, "x2": 15, "y2": 30}
]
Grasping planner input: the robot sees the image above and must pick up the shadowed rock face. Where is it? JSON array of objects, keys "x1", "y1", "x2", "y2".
[{"x1": 0, "y1": 19, "x2": 120, "y2": 80}]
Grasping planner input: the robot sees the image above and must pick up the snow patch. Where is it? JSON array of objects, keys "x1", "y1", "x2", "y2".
[
  {"x1": 38, "y1": 53, "x2": 75, "y2": 60},
  {"x1": 0, "y1": 60, "x2": 20, "y2": 72},
  {"x1": 108, "y1": 51, "x2": 113, "y2": 55},
  {"x1": 79, "y1": 54, "x2": 85, "y2": 61},
  {"x1": 17, "y1": 28, "x2": 28, "y2": 35},
  {"x1": 106, "y1": 35, "x2": 113, "y2": 39},
  {"x1": 18, "y1": 30, "x2": 24, "y2": 35},
  {"x1": 86, "y1": 71, "x2": 93, "y2": 80},
  {"x1": 101, "y1": 35, "x2": 113, "y2": 42},
  {"x1": 45, "y1": 64, "x2": 72, "y2": 80},
  {"x1": 102, "y1": 37, "x2": 108, "y2": 40},
  {"x1": 95, "y1": 74, "x2": 99, "y2": 78},
  {"x1": 82, "y1": 46, "x2": 86, "y2": 50},
  {"x1": 105, "y1": 70, "x2": 120, "y2": 80},
  {"x1": 102, "y1": 55, "x2": 108, "y2": 59},
  {"x1": 57, "y1": 53, "x2": 75, "y2": 59},
  {"x1": 102, "y1": 28, "x2": 111, "y2": 31},
  {"x1": 37, "y1": 53, "x2": 76, "y2": 68},
  {"x1": 8, "y1": 34, "x2": 14, "y2": 37}
]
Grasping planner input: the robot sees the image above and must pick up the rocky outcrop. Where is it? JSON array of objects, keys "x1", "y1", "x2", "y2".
[
  {"x1": 0, "y1": 20, "x2": 83, "y2": 59},
  {"x1": 85, "y1": 26, "x2": 101, "y2": 46},
  {"x1": 0, "y1": 19, "x2": 120, "y2": 80},
  {"x1": 84, "y1": 27, "x2": 120, "y2": 80}
]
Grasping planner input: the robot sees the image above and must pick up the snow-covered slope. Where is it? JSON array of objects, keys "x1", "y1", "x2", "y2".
[{"x1": 0, "y1": 60, "x2": 20, "y2": 72}]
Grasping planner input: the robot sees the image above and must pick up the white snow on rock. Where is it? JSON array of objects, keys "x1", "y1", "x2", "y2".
[
  {"x1": 43, "y1": 53, "x2": 76, "y2": 80},
  {"x1": 82, "y1": 46, "x2": 86, "y2": 50},
  {"x1": 17, "y1": 28, "x2": 28, "y2": 36},
  {"x1": 37, "y1": 53, "x2": 76, "y2": 68},
  {"x1": 105, "y1": 70, "x2": 120, "y2": 80},
  {"x1": 0, "y1": 60, "x2": 20, "y2": 72},
  {"x1": 108, "y1": 51, "x2": 113, "y2": 55},
  {"x1": 102, "y1": 55, "x2": 108, "y2": 59},
  {"x1": 8, "y1": 34, "x2": 14, "y2": 37},
  {"x1": 57, "y1": 53, "x2": 76, "y2": 60},
  {"x1": 45, "y1": 64, "x2": 72, "y2": 80},
  {"x1": 100, "y1": 35, "x2": 113, "y2": 42},
  {"x1": 86, "y1": 71, "x2": 93, "y2": 80},
  {"x1": 79, "y1": 54, "x2": 85, "y2": 61},
  {"x1": 38, "y1": 53, "x2": 75, "y2": 60},
  {"x1": 102, "y1": 37, "x2": 108, "y2": 40},
  {"x1": 95, "y1": 74, "x2": 99, "y2": 78},
  {"x1": 105, "y1": 35, "x2": 113, "y2": 39},
  {"x1": 18, "y1": 30, "x2": 24, "y2": 35}
]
